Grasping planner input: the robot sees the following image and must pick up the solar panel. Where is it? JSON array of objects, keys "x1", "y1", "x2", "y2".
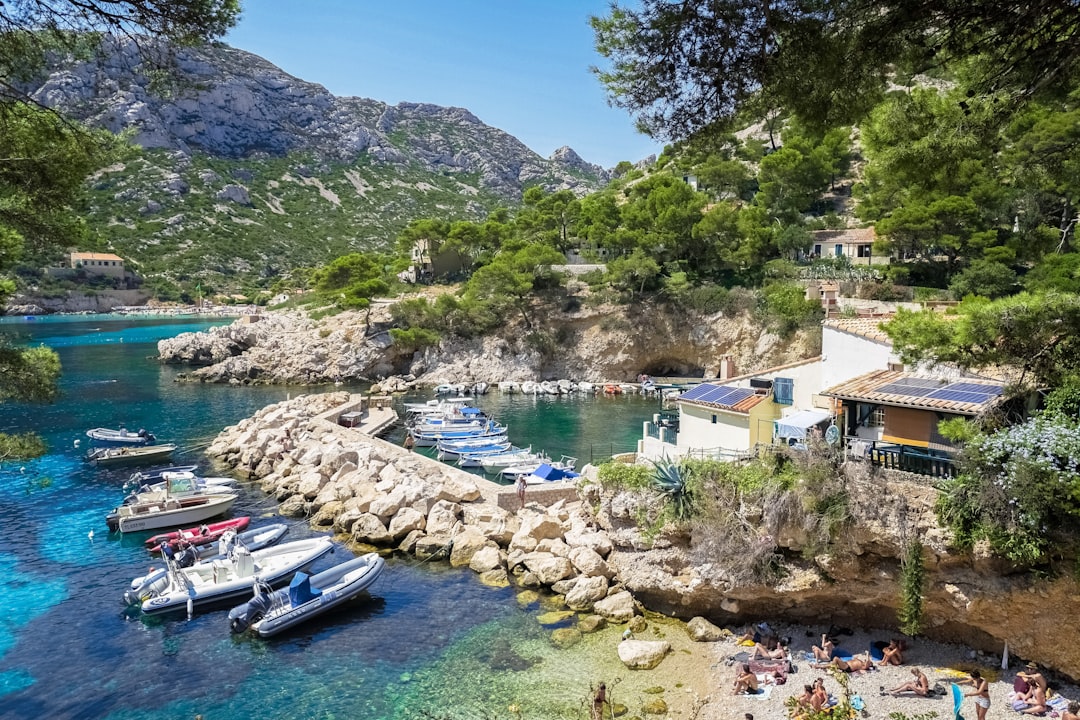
[
  {"x1": 680, "y1": 384, "x2": 718, "y2": 401},
  {"x1": 890, "y1": 377, "x2": 943, "y2": 389},
  {"x1": 925, "y1": 389, "x2": 998, "y2": 404},
  {"x1": 698, "y1": 386, "x2": 731, "y2": 404},
  {"x1": 945, "y1": 382, "x2": 1003, "y2": 395},
  {"x1": 877, "y1": 383, "x2": 938, "y2": 398}
]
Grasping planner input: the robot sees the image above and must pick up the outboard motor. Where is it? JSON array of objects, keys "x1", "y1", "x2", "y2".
[
  {"x1": 124, "y1": 568, "x2": 170, "y2": 605},
  {"x1": 228, "y1": 592, "x2": 272, "y2": 634}
]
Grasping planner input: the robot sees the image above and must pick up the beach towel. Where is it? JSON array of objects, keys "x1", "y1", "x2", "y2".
[
  {"x1": 870, "y1": 642, "x2": 888, "y2": 663},
  {"x1": 747, "y1": 682, "x2": 774, "y2": 700},
  {"x1": 952, "y1": 683, "x2": 966, "y2": 720},
  {"x1": 738, "y1": 639, "x2": 756, "y2": 647},
  {"x1": 834, "y1": 649, "x2": 854, "y2": 661},
  {"x1": 1048, "y1": 697, "x2": 1070, "y2": 712}
]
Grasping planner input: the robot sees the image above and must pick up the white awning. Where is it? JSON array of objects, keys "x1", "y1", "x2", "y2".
[{"x1": 774, "y1": 409, "x2": 832, "y2": 440}]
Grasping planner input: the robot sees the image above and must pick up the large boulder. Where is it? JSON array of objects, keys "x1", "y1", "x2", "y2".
[
  {"x1": 448, "y1": 528, "x2": 490, "y2": 568},
  {"x1": 593, "y1": 590, "x2": 637, "y2": 622},
  {"x1": 369, "y1": 486, "x2": 406, "y2": 521},
  {"x1": 387, "y1": 507, "x2": 426, "y2": 540},
  {"x1": 521, "y1": 552, "x2": 574, "y2": 585},
  {"x1": 351, "y1": 513, "x2": 392, "y2": 545},
  {"x1": 463, "y1": 504, "x2": 518, "y2": 544},
  {"x1": 435, "y1": 474, "x2": 482, "y2": 503},
  {"x1": 564, "y1": 527, "x2": 614, "y2": 557},
  {"x1": 617, "y1": 640, "x2": 672, "y2": 670},
  {"x1": 426, "y1": 499, "x2": 462, "y2": 536},
  {"x1": 569, "y1": 546, "x2": 614, "y2": 579},
  {"x1": 469, "y1": 545, "x2": 504, "y2": 573},
  {"x1": 564, "y1": 575, "x2": 610, "y2": 611},
  {"x1": 687, "y1": 616, "x2": 726, "y2": 642}
]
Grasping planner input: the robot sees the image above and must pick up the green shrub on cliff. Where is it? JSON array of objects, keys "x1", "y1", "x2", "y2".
[{"x1": 938, "y1": 415, "x2": 1080, "y2": 564}]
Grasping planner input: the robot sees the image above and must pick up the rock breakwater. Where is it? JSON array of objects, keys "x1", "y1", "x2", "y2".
[{"x1": 207, "y1": 392, "x2": 670, "y2": 667}]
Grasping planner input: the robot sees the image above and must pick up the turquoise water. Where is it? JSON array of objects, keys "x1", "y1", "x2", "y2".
[{"x1": 0, "y1": 316, "x2": 662, "y2": 720}]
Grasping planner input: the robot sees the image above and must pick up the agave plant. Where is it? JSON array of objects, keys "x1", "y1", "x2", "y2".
[{"x1": 650, "y1": 460, "x2": 696, "y2": 522}]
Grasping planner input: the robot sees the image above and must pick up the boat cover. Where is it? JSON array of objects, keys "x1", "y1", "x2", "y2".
[
  {"x1": 531, "y1": 464, "x2": 580, "y2": 481},
  {"x1": 459, "y1": 407, "x2": 483, "y2": 416},
  {"x1": 773, "y1": 409, "x2": 832, "y2": 440},
  {"x1": 289, "y1": 572, "x2": 322, "y2": 606}
]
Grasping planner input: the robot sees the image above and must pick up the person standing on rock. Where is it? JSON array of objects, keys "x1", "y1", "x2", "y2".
[{"x1": 515, "y1": 473, "x2": 527, "y2": 511}]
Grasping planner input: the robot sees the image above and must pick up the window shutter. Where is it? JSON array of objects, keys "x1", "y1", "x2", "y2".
[{"x1": 774, "y1": 378, "x2": 794, "y2": 405}]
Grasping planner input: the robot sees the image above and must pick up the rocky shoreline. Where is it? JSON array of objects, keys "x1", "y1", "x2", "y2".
[
  {"x1": 207, "y1": 388, "x2": 1080, "y2": 688},
  {"x1": 207, "y1": 391, "x2": 688, "y2": 675}
]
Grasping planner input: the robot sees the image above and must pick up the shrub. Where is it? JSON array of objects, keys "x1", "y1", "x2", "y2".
[{"x1": 597, "y1": 462, "x2": 652, "y2": 490}]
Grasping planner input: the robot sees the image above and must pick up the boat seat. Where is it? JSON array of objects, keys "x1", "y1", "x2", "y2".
[{"x1": 233, "y1": 548, "x2": 254, "y2": 578}]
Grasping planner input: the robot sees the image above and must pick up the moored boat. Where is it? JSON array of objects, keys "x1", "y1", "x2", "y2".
[
  {"x1": 145, "y1": 516, "x2": 252, "y2": 552},
  {"x1": 130, "y1": 524, "x2": 291, "y2": 600},
  {"x1": 87, "y1": 443, "x2": 177, "y2": 467},
  {"x1": 228, "y1": 551, "x2": 385, "y2": 637},
  {"x1": 106, "y1": 490, "x2": 237, "y2": 533},
  {"x1": 86, "y1": 426, "x2": 157, "y2": 445},
  {"x1": 128, "y1": 536, "x2": 335, "y2": 615},
  {"x1": 523, "y1": 462, "x2": 582, "y2": 485},
  {"x1": 125, "y1": 471, "x2": 236, "y2": 502}
]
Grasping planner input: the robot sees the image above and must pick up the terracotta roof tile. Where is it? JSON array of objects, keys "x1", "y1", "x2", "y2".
[{"x1": 823, "y1": 316, "x2": 895, "y2": 345}]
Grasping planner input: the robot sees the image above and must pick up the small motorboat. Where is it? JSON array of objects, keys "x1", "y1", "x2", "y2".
[
  {"x1": 523, "y1": 462, "x2": 581, "y2": 485},
  {"x1": 86, "y1": 426, "x2": 157, "y2": 446},
  {"x1": 125, "y1": 470, "x2": 236, "y2": 501},
  {"x1": 106, "y1": 491, "x2": 237, "y2": 533},
  {"x1": 501, "y1": 456, "x2": 578, "y2": 481},
  {"x1": 126, "y1": 465, "x2": 198, "y2": 485},
  {"x1": 128, "y1": 524, "x2": 290, "y2": 600},
  {"x1": 436, "y1": 440, "x2": 513, "y2": 462},
  {"x1": 87, "y1": 443, "x2": 177, "y2": 468},
  {"x1": 228, "y1": 552, "x2": 385, "y2": 637},
  {"x1": 145, "y1": 516, "x2": 252, "y2": 552},
  {"x1": 128, "y1": 536, "x2": 335, "y2": 615}
]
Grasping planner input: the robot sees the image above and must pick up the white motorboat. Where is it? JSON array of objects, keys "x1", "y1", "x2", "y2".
[
  {"x1": 500, "y1": 455, "x2": 578, "y2": 480},
  {"x1": 129, "y1": 536, "x2": 336, "y2": 615},
  {"x1": 86, "y1": 426, "x2": 157, "y2": 445},
  {"x1": 124, "y1": 470, "x2": 236, "y2": 501},
  {"x1": 106, "y1": 489, "x2": 238, "y2": 533},
  {"x1": 523, "y1": 462, "x2": 582, "y2": 485},
  {"x1": 129, "y1": 523, "x2": 290, "y2": 601},
  {"x1": 479, "y1": 449, "x2": 546, "y2": 474},
  {"x1": 228, "y1": 552, "x2": 385, "y2": 637},
  {"x1": 456, "y1": 444, "x2": 526, "y2": 467}
]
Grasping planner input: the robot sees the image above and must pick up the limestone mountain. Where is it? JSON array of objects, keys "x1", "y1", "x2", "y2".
[{"x1": 26, "y1": 38, "x2": 609, "y2": 287}]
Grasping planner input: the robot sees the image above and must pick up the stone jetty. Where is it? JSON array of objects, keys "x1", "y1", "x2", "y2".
[{"x1": 206, "y1": 391, "x2": 672, "y2": 670}]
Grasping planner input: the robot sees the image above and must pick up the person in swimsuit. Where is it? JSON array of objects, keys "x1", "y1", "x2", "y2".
[
  {"x1": 962, "y1": 670, "x2": 991, "y2": 720},
  {"x1": 732, "y1": 663, "x2": 759, "y2": 695},
  {"x1": 812, "y1": 634, "x2": 836, "y2": 662},
  {"x1": 829, "y1": 652, "x2": 874, "y2": 674},
  {"x1": 890, "y1": 667, "x2": 929, "y2": 696}
]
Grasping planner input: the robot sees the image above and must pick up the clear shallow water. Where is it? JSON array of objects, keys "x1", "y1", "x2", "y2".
[{"x1": 0, "y1": 316, "x2": 662, "y2": 720}]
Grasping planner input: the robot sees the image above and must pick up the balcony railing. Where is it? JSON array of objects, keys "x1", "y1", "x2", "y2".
[{"x1": 844, "y1": 436, "x2": 956, "y2": 478}]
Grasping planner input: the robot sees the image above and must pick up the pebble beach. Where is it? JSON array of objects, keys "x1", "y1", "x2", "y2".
[{"x1": 634, "y1": 621, "x2": 1079, "y2": 720}]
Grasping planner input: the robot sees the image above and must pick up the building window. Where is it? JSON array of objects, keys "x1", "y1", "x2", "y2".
[
  {"x1": 834, "y1": 244, "x2": 843, "y2": 257},
  {"x1": 857, "y1": 244, "x2": 872, "y2": 258},
  {"x1": 813, "y1": 244, "x2": 822, "y2": 256},
  {"x1": 857, "y1": 403, "x2": 885, "y2": 427},
  {"x1": 711, "y1": 414, "x2": 717, "y2": 424}
]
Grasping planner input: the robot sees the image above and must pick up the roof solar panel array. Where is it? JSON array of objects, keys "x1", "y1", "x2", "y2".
[{"x1": 679, "y1": 384, "x2": 756, "y2": 407}]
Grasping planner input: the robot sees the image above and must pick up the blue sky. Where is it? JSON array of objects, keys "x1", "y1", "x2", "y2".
[{"x1": 224, "y1": 1, "x2": 661, "y2": 169}]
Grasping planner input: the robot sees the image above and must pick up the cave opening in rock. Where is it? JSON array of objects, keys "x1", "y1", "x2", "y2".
[{"x1": 639, "y1": 360, "x2": 705, "y2": 378}]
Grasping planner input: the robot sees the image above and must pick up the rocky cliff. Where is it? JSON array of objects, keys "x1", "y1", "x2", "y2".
[
  {"x1": 157, "y1": 299, "x2": 817, "y2": 385},
  {"x1": 26, "y1": 37, "x2": 609, "y2": 282}
]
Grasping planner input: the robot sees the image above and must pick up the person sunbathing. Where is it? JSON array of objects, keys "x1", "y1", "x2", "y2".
[
  {"x1": 751, "y1": 636, "x2": 788, "y2": 660},
  {"x1": 736, "y1": 622, "x2": 774, "y2": 645},
  {"x1": 890, "y1": 667, "x2": 929, "y2": 697},
  {"x1": 829, "y1": 652, "x2": 874, "y2": 674},
  {"x1": 1062, "y1": 701, "x2": 1079, "y2": 720},
  {"x1": 732, "y1": 663, "x2": 760, "y2": 695},
  {"x1": 881, "y1": 639, "x2": 904, "y2": 666},
  {"x1": 812, "y1": 634, "x2": 836, "y2": 662}
]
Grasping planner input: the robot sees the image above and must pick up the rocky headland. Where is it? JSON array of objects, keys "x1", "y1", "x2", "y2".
[
  {"x1": 158, "y1": 299, "x2": 817, "y2": 385},
  {"x1": 209, "y1": 389, "x2": 1080, "y2": 684}
]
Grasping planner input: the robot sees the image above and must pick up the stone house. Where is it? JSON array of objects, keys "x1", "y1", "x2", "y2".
[
  {"x1": 809, "y1": 228, "x2": 886, "y2": 265},
  {"x1": 70, "y1": 252, "x2": 125, "y2": 279},
  {"x1": 400, "y1": 237, "x2": 470, "y2": 284}
]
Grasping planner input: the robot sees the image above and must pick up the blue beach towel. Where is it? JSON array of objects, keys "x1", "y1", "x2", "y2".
[{"x1": 952, "y1": 683, "x2": 966, "y2": 720}]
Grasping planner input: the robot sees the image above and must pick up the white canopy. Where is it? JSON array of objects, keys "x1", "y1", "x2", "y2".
[{"x1": 774, "y1": 409, "x2": 832, "y2": 440}]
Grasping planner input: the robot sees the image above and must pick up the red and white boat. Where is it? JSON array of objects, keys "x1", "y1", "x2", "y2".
[{"x1": 145, "y1": 516, "x2": 251, "y2": 552}]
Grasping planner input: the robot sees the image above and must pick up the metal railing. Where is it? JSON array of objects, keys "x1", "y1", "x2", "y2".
[{"x1": 844, "y1": 436, "x2": 956, "y2": 478}]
